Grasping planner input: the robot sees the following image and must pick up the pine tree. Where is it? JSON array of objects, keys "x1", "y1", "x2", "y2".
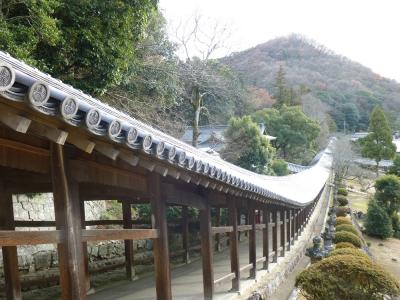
[
  {"x1": 365, "y1": 200, "x2": 393, "y2": 239},
  {"x1": 361, "y1": 107, "x2": 396, "y2": 176},
  {"x1": 273, "y1": 65, "x2": 290, "y2": 108}
]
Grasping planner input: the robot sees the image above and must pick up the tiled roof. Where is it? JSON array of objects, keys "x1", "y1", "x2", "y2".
[{"x1": 0, "y1": 51, "x2": 332, "y2": 207}]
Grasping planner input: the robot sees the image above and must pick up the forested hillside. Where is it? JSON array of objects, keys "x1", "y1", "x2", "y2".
[{"x1": 221, "y1": 34, "x2": 400, "y2": 131}]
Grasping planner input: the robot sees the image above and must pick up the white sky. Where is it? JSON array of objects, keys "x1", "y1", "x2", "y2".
[{"x1": 159, "y1": 0, "x2": 400, "y2": 82}]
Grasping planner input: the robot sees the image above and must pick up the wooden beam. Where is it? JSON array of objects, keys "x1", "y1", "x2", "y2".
[
  {"x1": 211, "y1": 226, "x2": 233, "y2": 234},
  {"x1": 182, "y1": 206, "x2": 190, "y2": 264},
  {"x1": 149, "y1": 173, "x2": 172, "y2": 300},
  {"x1": 262, "y1": 209, "x2": 269, "y2": 270},
  {"x1": 0, "y1": 110, "x2": 31, "y2": 133},
  {"x1": 237, "y1": 225, "x2": 252, "y2": 232},
  {"x1": 249, "y1": 202, "x2": 256, "y2": 278},
  {"x1": 82, "y1": 229, "x2": 159, "y2": 241},
  {"x1": 30, "y1": 122, "x2": 68, "y2": 145},
  {"x1": 122, "y1": 201, "x2": 135, "y2": 281},
  {"x1": 213, "y1": 272, "x2": 235, "y2": 288},
  {"x1": 215, "y1": 207, "x2": 221, "y2": 252},
  {"x1": 239, "y1": 263, "x2": 253, "y2": 273},
  {"x1": 69, "y1": 160, "x2": 147, "y2": 192},
  {"x1": 80, "y1": 200, "x2": 90, "y2": 293},
  {"x1": 272, "y1": 209, "x2": 278, "y2": 263},
  {"x1": 0, "y1": 230, "x2": 61, "y2": 246},
  {"x1": 280, "y1": 210, "x2": 287, "y2": 257},
  {"x1": 94, "y1": 141, "x2": 120, "y2": 160},
  {"x1": 51, "y1": 143, "x2": 86, "y2": 300},
  {"x1": 67, "y1": 133, "x2": 95, "y2": 154},
  {"x1": 200, "y1": 199, "x2": 214, "y2": 300},
  {"x1": 228, "y1": 198, "x2": 240, "y2": 291},
  {"x1": 119, "y1": 150, "x2": 139, "y2": 167},
  {"x1": 0, "y1": 182, "x2": 21, "y2": 299},
  {"x1": 287, "y1": 210, "x2": 292, "y2": 251},
  {"x1": 162, "y1": 183, "x2": 205, "y2": 210}
]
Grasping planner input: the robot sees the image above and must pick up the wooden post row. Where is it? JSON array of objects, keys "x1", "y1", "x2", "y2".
[
  {"x1": 200, "y1": 199, "x2": 214, "y2": 300},
  {"x1": 229, "y1": 198, "x2": 240, "y2": 291},
  {"x1": 0, "y1": 181, "x2": 22, "y2": 300}
]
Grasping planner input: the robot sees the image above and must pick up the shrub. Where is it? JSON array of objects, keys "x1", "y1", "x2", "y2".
[
  {"x1": 328, "y1": 248, "x2": 370, "y2": 260},
  {"x1": 337, "y1": 187, "x2": 348, "y2": 196},
  {"x1": 336, "y1": 206, "x2": 349, "y2": 217},
  {"x1": 365, "y1": 200, "x2": 393, "y2": 239},
  {"x1": 296, "y1": 255, "x2": 400, "y2": 299},
  {"x1": 271, "y1": 159, "x2": 289, "y2": 176},
  {"x1": 336, "y1": 195, "x2": 349, "y2": 206},
  {"x1": 336, "y1": 224, "x2": 359, "y2": 236},
  {"x1": 336, "y1": 216, "x2": 352, "y2": 226},
  {"x1": 334, "y1": 231, "x2": 362, "y2": 248},
  {"x1": 335, "y1": 242, "x2": 356, "y2": 249}
]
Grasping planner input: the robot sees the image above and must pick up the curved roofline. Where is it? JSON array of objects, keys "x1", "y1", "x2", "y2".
[{"x1": 0, "y1": 51, "x2": 332, "y2": 206}]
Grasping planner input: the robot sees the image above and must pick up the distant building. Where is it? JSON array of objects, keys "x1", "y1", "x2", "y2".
[{"x1": 180, "y1": 123, "x2": 276, "y2": 156}]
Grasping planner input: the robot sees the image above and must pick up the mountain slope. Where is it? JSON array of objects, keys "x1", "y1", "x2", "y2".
[{"x1": 221, "y1": 35, "x2": 400, "y2": 131}]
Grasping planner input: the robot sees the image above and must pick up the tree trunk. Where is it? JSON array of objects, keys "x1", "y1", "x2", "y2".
[
  {"x1": 376, "y1": 160, "x2": 380, "y2": 177},
  {"x1": 191, "y1": 87, "x2": 201, "y2": 147}
]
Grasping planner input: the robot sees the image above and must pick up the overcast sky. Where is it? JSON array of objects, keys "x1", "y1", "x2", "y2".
[{"x1": 159, "y1": 0, "x2": 400, "y2": 82}]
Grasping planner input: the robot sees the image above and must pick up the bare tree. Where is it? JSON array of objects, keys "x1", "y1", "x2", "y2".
[
  {"x1": 332, "y1": 135, "x2": 357, "y2": 182},
  {"x1": 173, "y1": 14, "x2": 244, "y2": 147}
]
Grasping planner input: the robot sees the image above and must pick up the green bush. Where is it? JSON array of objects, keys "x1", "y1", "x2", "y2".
[
  {"x1": 271, "y1": 159, "x2": 289, "y2": 176},
  {"x1": 337, "y1": 187, "x2": 348, "y2": 196},
  {"x1": 328, "y1": 248, "x2": 370, "y2": 260},
  {"x1": 296, "y1": 255, "x2": 400, "y2": 299},
  {"x1": 336, "y1": 224, "x2": 359, "y2": 236},
  {"x1": 335, "y1": 242, "x2": 356, "y2": 249},
  {"x1": 336, "y1": 206, "x2": 349, "y2": 217},
  {"x1": 334, "y1": 231, "x2": 362, "y2": 248},
  {"x1": 336, "y1": 216, "x2": 352, "y2": 226},
  {"x1": 365, "y1": 200, "x2": 393, "y2": 239},
  {"x1": 336, "y1": 195, "x2": 349, "y2": 206}
]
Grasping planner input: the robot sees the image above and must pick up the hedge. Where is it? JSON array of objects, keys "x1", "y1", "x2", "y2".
[
  {"x1": 336, "y1": 207, "x2": 349, "y2": 217},
  {"x1": 336, "y1": 195, "x2": 349, "y2": 206},
  {"x1": 328, "y1": 248, "x2": 370, "y2": 260},
  {"x1": 333, "y1": 231, "x2": 362, "y2": 248},
  {"x1": 336, "y1": 224, "x2": 359, "y2": 236},
  {"x1": 336, "y1": 216, "x2": 352, "y2": 226},
  {"x1": 335, "y1": 242, "x2": 356, "y2": 249},
  {"x1": 296, "y1": 255, "x2": 400, "y2": 299},
  {"x1": 337, "y1": 187, "x2": 348, "y2": 196}
]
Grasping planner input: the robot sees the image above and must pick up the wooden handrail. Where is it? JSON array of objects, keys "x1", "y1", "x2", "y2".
[
  {"x1": 211, "y1": 226, "x2": 233, "y2": 234},
  {"x1": 0, "y1": 229, "x2": 159, "y2": 246},
  {"x1": 256, "y1": 256, "x2": 267, "y2": 263},
  {"x1": 255, "y1": 224, "x2": 266, "y2": 230},
  {"x1": 213, "y1": 272, "x2": 235, "y2": 287},
  {"x1": 240, "y1": 263, "x2": 253, "y2": 272},
  {"x1": 237, "y1": 225, "x2": 252, "y2": 232}
]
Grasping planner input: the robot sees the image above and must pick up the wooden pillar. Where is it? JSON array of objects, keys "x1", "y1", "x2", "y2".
[
  {"x1": 0, "y1": 182, "x2": 21, "y2": 300},
  {"x1": 262, "y1": 208, "x2": 269, "y2": 270},
  {"x1": 248, "y1": 202, "x2": 256, "y2": 278},
  {"x1": 200, "y1": 200, "x2": 214, "y2": 300},
  {"x1": 228, "y1": 198, "x2": 240, "y2": 291},
  {"x1": 50, "y1": 143, "x2": 86, "y2": 300},
  {"x1": 299, "y1": 209, "x2": 303, "y2": 235},
  {"x1": 182, "y1": 206, "x2": 190, "y2": 264},
  {"x1": 149, "y1": 173, "x2": 172, "y2": 300},
  {"x1": 215, "y1": 207, "x2": 222, "y2": 252},
  {"x1": 280, "y1": 210, "x2": 286, "y2": 257},
  {"x1": 287, "y1": 209, "x2": 292, "y2": 251},
  {"x1": 122, "y1": 201, "x2": 135, "y2": 281},
  {"x1": 272, "y1": 209, "x2": 278, "y2": 263},
  {"x1": 291, "y1": 210, "x2": 295, "y2": 245},
  {"x1": 79, "y1": 200, "x2": 90, "y2": 292}
]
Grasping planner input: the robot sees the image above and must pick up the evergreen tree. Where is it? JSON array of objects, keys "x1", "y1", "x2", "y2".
[
  {"x1": 221, "y1": 116, "x2": 275, "y2": 174},
  {"x1": 375, "y1": 174, "x2": 400, "y2": 216},
  {"x1": 365, "y1": 200, "x2": 393, "y2": 239},
  {"x1": 273, "y1": 65, "x2": 290, "y2": 108},
  {"x1": 387, "y1": 155, "x2": 400, "y2": 176},
  {"x1": 361, "y1": 107, "x2": 396, "y2": 175}
]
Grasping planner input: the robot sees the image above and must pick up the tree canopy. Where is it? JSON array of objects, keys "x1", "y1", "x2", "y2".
[
  {"x1": 0, "y1": 0, "x2": 157, "y2": 95},
  {"x1": 365, "y1": 200, "x2": 393, "y2": 239},
  {"x1": 361, "y1": 107, "x2": 396, "y2": 174},
  {"x1": 374, "y1": 175, "x2": 400, "y2": 216},
  {"x1": 252, "y1": 105, "x2": 320, "y2": 162},
  {"x1": 220, "y1": 116, "x2": 274, "y2": 174}
]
